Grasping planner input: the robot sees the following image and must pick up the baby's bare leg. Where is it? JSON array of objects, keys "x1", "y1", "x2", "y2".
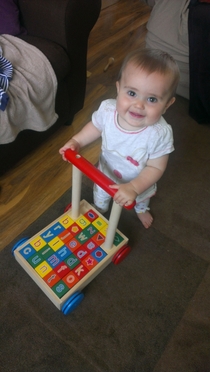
[
  {"x1": 135, "y1": 198, "x2": 153, "y2": 228},
  {"x1": 137, "y1": 210, "x2": 153, "y2": 228},
  {"x1": 93, "y1": 183, "x2": 110, "y2": 213}
]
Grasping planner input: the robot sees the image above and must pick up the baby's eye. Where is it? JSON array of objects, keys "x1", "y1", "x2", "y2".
[
  {"x1": 128, "y1": 90, "x2": 136, "y2": 97},
  {"x1": 147, "y1": 97, "x2": 157, "y2": 103}
]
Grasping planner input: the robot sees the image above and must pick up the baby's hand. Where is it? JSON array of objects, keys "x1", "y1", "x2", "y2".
[
  {"x1": 109, "y1": 183, "x2": 138, "y2": 207},
  {"x1": 59, "y1": 139, "x2": 80, "y2": 161}
]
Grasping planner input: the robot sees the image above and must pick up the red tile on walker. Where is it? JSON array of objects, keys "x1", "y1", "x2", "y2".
[
  {"x1": 83, "y1": 239, "x2": 98, "y2": 252},
  {"x1": 63, "y1": 272, "x2": 79, "y2": 289},
  {"x1": 74, "y1": 264, "x2": 89, "y2": 279},
  {"x1": 54, "y1": 262, "x2": 70, "y2": 278},
  {"x1": 84, "y1": 209, "x2": 99, "y2": 222},
  {"x1": 43, "y1": 270, "x2": 60, "y2": 288},
  {"x1": 58, "y1": 229, "x2": 73, "y2": 244},
  {"x1": 92, "y1": 232, "x2": 105, "y2": 245},
  {"x1": 67, "y1": 223, "x2": 82, "y2": 236},
  {"x1": 74, "y1": 246, "x2": 89, "y2": 261},
  {"x1": 82, "y1": 255, "x2": 98, "y2": 270},
  {"x1": 66, "y1": 238, "x2": 81, "y2": 252}
]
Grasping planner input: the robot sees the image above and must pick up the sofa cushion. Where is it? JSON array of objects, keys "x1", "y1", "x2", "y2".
[
  {"x1": 0, "y1": 0, "x2": 26, "y2": 35},
  {"x1": 146, "y1": 0, "x2": 190, "y2": 61},
  {"x1": 146, "y1": 0, "x2": 190, "y2": 99},
  {"x1": 18, "y1": 35, "x2": 71, "y2": 82}
]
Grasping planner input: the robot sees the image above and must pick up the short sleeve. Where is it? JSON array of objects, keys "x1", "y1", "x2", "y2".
[
  {"x1": 147, "y1": 119, "x2": 174, "y2": 159},
  {"x1": 92, "y1": 99, "x2": 116, "y2": 132}
]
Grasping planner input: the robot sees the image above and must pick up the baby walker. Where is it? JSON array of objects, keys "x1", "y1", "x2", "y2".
[{"x1": 12, "y1": 149, "x2": 134, "y2": 315}]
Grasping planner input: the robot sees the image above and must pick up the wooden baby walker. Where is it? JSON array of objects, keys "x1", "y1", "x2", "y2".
[{"x1": 12, "y1": 150, "x2": 134, "y2": 315}]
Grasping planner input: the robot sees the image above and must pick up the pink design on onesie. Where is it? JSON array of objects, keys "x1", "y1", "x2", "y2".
[
  {"x1": 113, "y1": 169, "x2": 122, "y2": 179},
  {"x1": 126, "y1": 156, "x2": 139, "y2": 166}
]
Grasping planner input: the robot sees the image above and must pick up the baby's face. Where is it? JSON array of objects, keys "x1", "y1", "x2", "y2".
[{"x1": 116, "y1": 62, "x2": 175, "y2": 131}]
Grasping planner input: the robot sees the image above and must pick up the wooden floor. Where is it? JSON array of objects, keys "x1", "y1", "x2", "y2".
[{"x1": 0, "y1": 0, "x2": 151, "y2": 250}]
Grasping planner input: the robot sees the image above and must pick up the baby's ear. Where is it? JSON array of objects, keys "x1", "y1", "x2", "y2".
[
  {"x1": 166, "y1": 96, "x2": 176, "y2": 110},
  {"x1": 116, "y1": 81, "x2": 120, "y2": 94}
]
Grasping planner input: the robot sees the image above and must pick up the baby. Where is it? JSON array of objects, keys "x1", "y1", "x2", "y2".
[{"x1": 59, "y1": 48, "x2": 180, "y2": 228}]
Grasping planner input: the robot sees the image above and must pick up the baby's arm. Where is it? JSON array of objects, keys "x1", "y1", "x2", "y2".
[
  {"x1": 59, "y1": 121, "x2": 101, "y2": 160},
  {"x1": 110, "y1": 154, "x2": 169, "y2": 206}
]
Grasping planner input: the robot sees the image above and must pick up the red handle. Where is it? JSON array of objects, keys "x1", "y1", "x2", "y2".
[{"x1": 64, "y1": 149, "x2": 135, "y2": 210}]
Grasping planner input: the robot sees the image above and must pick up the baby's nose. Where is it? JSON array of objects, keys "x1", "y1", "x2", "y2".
[{"x1": 135, "y1": 98, "x2": 144, "y2": 109}]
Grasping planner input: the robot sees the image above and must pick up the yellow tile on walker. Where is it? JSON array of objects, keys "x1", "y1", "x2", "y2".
[
  {"x1": 92, "y1": 217, "x2": 107, "y2": 231},
  {"x1": 48, "y1": 237, "x2": 64, "y2": 251},
  {"x1": 35, "y1": 261, "x2": 52, "y2": 278},
  {"x1": 59, "y1": 215, "x2": 74, "y2": 228},
  {"x1": 76, "y1": 216, "x2": 90, "y2": 229},
  {"x1": 100, "y1": 225, "x2": 108, "y2": 236},
  {"x1": 30, "y1": 236, "x2": 47, "y2": 251}
]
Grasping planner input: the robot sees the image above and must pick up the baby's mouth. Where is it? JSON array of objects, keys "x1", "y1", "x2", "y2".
[{"x1": 129, "y1": 111, "x2": 145, "y2": 119}]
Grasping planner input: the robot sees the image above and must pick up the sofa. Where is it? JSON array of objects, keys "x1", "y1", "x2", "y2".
[
  {"x1": 0, "y1": 0, "x2": 101, "y2": 175},
  {"x1": 145, "y1": 0, "x2": 210, "y2": 125},
  {"x1": 145, "y1": 0, "x2": 190, "y2": 100}
]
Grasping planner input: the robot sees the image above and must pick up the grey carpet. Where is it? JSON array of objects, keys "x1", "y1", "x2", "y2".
[{"x1": 1, "y1": 95, "x2": 210, "y2": 372}]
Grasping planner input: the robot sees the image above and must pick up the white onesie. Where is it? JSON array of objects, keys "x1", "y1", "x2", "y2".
[{"x1": 92, "y1": 99, "x2": 174, "y2": 213}]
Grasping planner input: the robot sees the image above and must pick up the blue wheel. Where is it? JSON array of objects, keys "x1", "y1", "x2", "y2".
[
  {"x1": 12, "y1": 237, "x2": 29, "y2": 255},
  {"x1": 62, "y1": 291, "x2": 84, "y2": 315}
]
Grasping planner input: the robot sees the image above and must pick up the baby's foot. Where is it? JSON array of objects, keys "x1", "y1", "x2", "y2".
[{"x1": 137, "y1": 210, "x2": 153, "y2": 228}]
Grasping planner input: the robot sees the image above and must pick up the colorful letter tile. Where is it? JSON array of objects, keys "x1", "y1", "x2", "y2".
[
  {"x1": 113, "y1": 232, "x2": 124, "y2": 246},
  {"x1": 65, "y1": 254, "x2": 80, "y2": 270},
  {"x1": 63, "y1": 272, "x2": 79, "y2": 289},
  {"x1": 30, "y1": 236, "x2": 46, "y2": 251},
  {"x1": 54, "y1": 262, "x2": 70, "y2": 279},
  {"x1": 47, "y1": 254, "x2": 61, "y2": 269},
  {"x1": 76, "y1": 216, "x2": 90, "y2": 229},
  {"x1": 66, "y1": 238, "x2": 81, "y2": 251},
  {"x1": 82, "y1": 255, "x2": 98, "y2": 270},
  {"x1": 27, "y1": 253, "x2": 44, "y2": 268},
  {"x1": 73, "y1": 264, "x2": 89, "y2": 279},
  {"x1": 59, "y1": 215, "x2": 74, "y2": 228},
  {"x1": 48, "y1": 237, "x2": 64, "y2": 252},
  {"x1": 92, "y1": 232, "x2": 105, "y2": 245},
  {"x1": 43, "y1": 270, "x2": 60, "y2": 288},
  {"x1": 84, "y1": 209, "x2": 98, "y2": 222},
  {"x1": 56, "y1": 246, "x2": 71, "y2": 261},
  {"x1": 67, "y1": 223, "x2": 82, "y2": 236},
  {"x1": 19, "y1": 244, "x2": 36, "y2": 259},
  {"x1": 92, "y1": 217, "x2": 107, "y2": 231},
  {"x1": 58, "y1": 230, "x2": 73, "y2": 244},
  {"x1": 52, "y1": 281, "x2": 70, "y2": 298},
  {"x1": 35, "y1": 261, "x2": 52, "y2": 278},
  {"x1": 91, "y1": 247, "x2": 107, "y2": 262}
]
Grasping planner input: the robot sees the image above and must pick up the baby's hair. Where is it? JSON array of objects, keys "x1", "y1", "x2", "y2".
[{"x1": 118, "y1": 48, "x2": 180, "y2": 98}]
